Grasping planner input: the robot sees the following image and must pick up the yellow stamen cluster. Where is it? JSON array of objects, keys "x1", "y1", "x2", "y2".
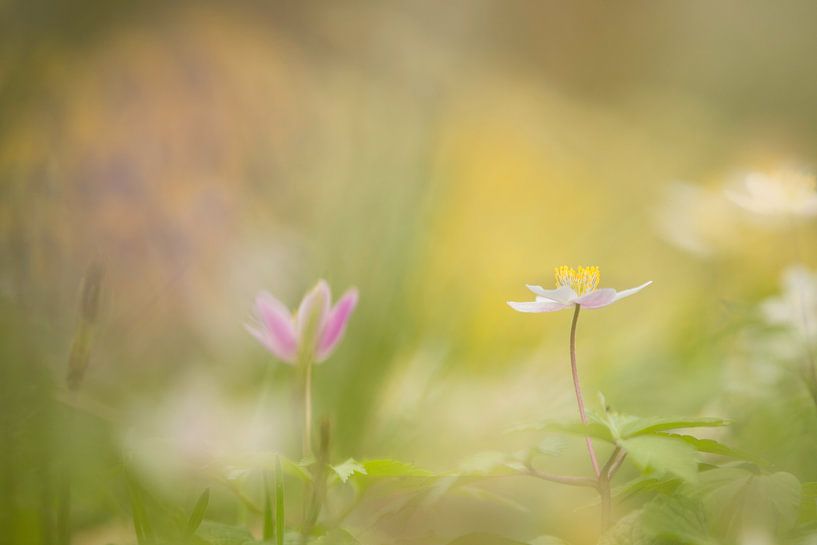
[{"x1": 554, "y1": 265, "x2": 600, "y2": 296}]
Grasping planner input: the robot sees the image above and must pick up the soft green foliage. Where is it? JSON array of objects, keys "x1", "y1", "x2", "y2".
[
  {"x1": 620, "y1": 436, "x2": 699, "y2": 483},
  {"x1": 683, "y1": 467, "x2": 802, "y2": 538},
  {"x1": 196, "y1": 521, "x2": 256, "y2": 545}
]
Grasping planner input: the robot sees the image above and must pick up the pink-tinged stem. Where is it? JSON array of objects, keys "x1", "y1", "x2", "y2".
[{"x1": 569, "y1": 304, "x2": 601, "y2": 478}]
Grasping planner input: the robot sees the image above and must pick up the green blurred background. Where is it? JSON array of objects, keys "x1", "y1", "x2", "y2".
[{"x1": 3, "y1": 1, "x2": 817, "y2": 544}]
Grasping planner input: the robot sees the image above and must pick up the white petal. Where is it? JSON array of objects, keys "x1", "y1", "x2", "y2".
[
  {"x1": 574, "y1": 288, "x2": 617, "y2": 309},
  {"x1": 508, "y1": 300, "x2": 569, "y2": 313},
  {"x1": 611, "y1": 281, "x2": 653, "y2": 303},
  {"x1": 526, "y1": 284, "x2": 576, "y2": 304}
]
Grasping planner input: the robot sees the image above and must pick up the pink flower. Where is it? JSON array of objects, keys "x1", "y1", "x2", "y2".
[
  {"x1": 508, "y1": 265, "x2": 651, "y2": 313},
  {"x1": 247, "y1": 280, "x2": 358, "y2": 364}
]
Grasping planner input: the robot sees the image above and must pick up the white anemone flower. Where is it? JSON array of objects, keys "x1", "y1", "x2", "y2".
[
  {"x1": 726, "y1": 168, "x2": 817, "y2": 219},
  {"x1": 508, "y1": 266, "x2": 652, "y2": 313},
  {"x1": 761, "y1": 265, "x2": 817, "y2": 341},
  {"x1": 655, "y1": 182, "x2": 742, "y2": 257}
]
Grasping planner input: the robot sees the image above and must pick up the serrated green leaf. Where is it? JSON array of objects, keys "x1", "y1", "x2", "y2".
[
  {"x1": 621, "y1": 435, "x2": 699, "y2": 483},
  {"x1": 331, "y1": 458, "x2": 368, "y2": 483},
  {"x1": 186, "y1": 488, "x2": 210, "y2": 536}
]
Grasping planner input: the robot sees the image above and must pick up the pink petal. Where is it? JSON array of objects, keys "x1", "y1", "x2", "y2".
[
  {"x1": 507, "y1": 300, "x2": 569, "y2": 313},
  {"x1": 255, "y1": 292, "x2": 298, "y2": 361},
  {"x1": 316, "y1": 288, "x2": 358, "y2": 362},
  {"x1": 574, "y1": 288, "x2": 617, "y2": 309},
  {"x1": 296, "y1": 279, "x2": 331, "y2": 343},
  {"x1": 245, "y1": 323, "x2": 297, "y2": 365}
]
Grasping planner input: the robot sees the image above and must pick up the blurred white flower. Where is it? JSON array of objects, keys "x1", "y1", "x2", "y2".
[
  {"x1": 654, "y1": 182, "x2": 742, "y2": 257},
  {"x1": 726, "y1": 168, "x2": 817, "y2": 220},
  {"x1": 761, "y1": 264, "x2": 817, "y2": 342},
  {"x1": 122, "y1": 374, "x2": 287, "y2": 487}
]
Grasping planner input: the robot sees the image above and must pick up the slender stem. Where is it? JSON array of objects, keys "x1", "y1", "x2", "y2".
[
  {"x1": 607, "y1": 451, "x2": 627, "y2": 481},
  {"x1": 569, "y1": 304, "x2": 601, "y2": 478},
  {"x1": 600, "y1": 446, "x2": 622, "y2": 479},
  {"x1": 302, "y1": 358, "x2": 313, "y2": 458},
  {"x1": 598, "y1": 446, "x2": 622, "y2": 530}
]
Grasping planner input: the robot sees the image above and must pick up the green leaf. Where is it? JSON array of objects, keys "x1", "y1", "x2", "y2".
[
  {"x1": 800, "y1": 482, "x2": 817, "y2": 522},
  {"x1": 331, "y1": 458, "x2": 368, "y2": 483},
  {"x1": 456, "y1": 485, "x2": 529, "y2": 513},
  {"x1": 620, "y1": 435, "x2": 699, "y2": 482},
  {"x1": 447, "y1": 533, "x2": 530, "y2": 545},
  {"x1": 195, "y1": 521, "x2": 255, "y2": 545},
  {"x1": 662, "y1": 433, "x2": 753, "y2": 461},
  {"x1": 126, "y1": 476, "x2": 154, "y2": 545},
  {"x1": 309, "y1": 528, "x2": 360, "y2": 544},
  {"x1": 227, "y1": 452, "x2": 312, "y2": 483},
  {"x1": 534, "y1": 437, "x2": 566, "y2": 457},
  {"x1": 684, "y1": 467, "x2": 801, "y2": 537},
  {"x1": 612, "y1": 475, "x2": 682, "y2": 503},
  {"x1": 507, "y1": 420, "x2": 614, "y2": 442},
  {"x1": 598, "y1": 509, "x2": 650, "y2": 545},
  {"x1": 642, "y1": 495, "x2": 717, "y2": 545},
  {"x1": 618, "y1": 416, "x2": 729, "y2": 438},
  {"x1": 528, "y1": 537, "x2": 568, "y2": 545},
  {"x1": 186, "y1": 488, "x2": 210, "y2": 536},
  {"x1": 358, "y1": 459, "x2": 435, "y2": 478},
  {"x1": 458, "y1": 452, "x2": 521, "y2": 475}
]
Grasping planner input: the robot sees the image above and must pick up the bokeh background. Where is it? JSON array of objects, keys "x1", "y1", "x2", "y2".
[{"x1": 4, "y1": 1, "x2": 817, "y2": 544}]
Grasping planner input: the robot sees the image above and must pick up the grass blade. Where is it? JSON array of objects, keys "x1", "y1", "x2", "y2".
[
  {"x1": 275, "y1": 456, "x2": 285, "y2": 545},
  {"x1": 262, "y1": 472, "x2": 273, "y2": 541},
  {"x1": 186, "y1": 488, "x2": 210, "y2": 536}
]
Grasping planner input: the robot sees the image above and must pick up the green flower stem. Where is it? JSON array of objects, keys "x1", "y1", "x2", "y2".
[
  {"x1": 569, "y1": 304, "x2": 601, "y2": 478},
  {"x1": 598, "y1": 446, "x2": 625, "y2": 530},
  {"x1": 301, "y1": 356, "x2": 313, "y2": 459}
]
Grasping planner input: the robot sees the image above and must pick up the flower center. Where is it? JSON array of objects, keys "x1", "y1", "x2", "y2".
[{"x1": 554, "y1": 265, "x2": 600, "y2": 296}]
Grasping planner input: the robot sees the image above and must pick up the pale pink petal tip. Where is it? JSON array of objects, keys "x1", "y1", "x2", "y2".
[
  {"x1": 297, "y1": 280, "x2": 331, "y2": 334},
  {"x1": 255, "y1": 292, "x2": 298, "y2": 361},
  {"x1": 611, "y1": 281, "x2": 653, "y2": 303},
  {"x1": 508, "y1": 300, "x2": 567, "y2": 313},
  {"x1": 316, "y1": 288, "x2": 358, "y2": 362},
  {"x1": 574, "y1": 288, "x2": 617, "y2": 309},
  {"x1": 245, "y1": 322, "x2": 297, "y2": 365}
]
